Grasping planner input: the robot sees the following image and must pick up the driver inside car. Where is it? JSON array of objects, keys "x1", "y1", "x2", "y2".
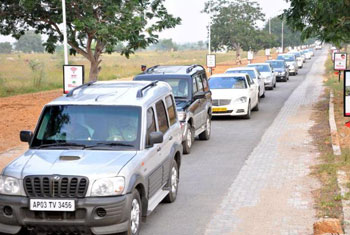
[{"x1": 107, "y1": 113, "x2": 138, "y2": 141}]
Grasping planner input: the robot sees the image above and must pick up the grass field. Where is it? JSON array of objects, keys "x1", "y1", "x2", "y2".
[{"x1": 0, "y1": 49, "x2": 271, "y2": 97}]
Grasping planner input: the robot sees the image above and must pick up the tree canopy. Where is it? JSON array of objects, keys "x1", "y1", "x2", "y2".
[
  {"x1": 0, "y1": 42, "x2": 12, "y2": 54},
  {"x1": 283, "y1": 0, "x2": 349, "y2": 46},
  {"x1": 15, "y1": 30, "x2": 44, "y2": 53},
  {"x1": 0, "y1": 0, "x2": 181, "y2": 80}
]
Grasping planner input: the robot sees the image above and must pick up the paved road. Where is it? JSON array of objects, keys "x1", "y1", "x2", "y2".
[{"x1": 140, "y1": 51, "x2": 323, "y2": 235}]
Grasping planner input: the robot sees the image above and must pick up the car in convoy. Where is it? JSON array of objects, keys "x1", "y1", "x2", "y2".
[
  {"x1": 0, "y1": 81, "x2": 183, "y2": 235},
  {"x1": 290, "y1": 51, "x2": 304, "y2": 68},
  {"x1": 277, "y1": 53, "x2": 299, "y2": 76},
  {"x1": 209, "y1": 73, "x2": 259, "y2": 119},
  {"x1": 301, "y1": 50, "x2": 311, "y2": 60},
  {"x1": 134, "y1": 65, "x2": 212, "y2": 154},
  {"x1": 247, "y1": 63, "x2": 276, "y2": 90},
  {"x1": 265, "y1": 60, "x2": 289, "y2": 82},
  {"x1": 225, "y1": 67, "x2": 265, "y2": 98}
]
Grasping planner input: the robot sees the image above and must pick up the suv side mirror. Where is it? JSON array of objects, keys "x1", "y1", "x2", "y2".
[
  {"x1": 20, "y1": 130, "x2": 33, "y2": 143},
  {"x1": 148, "y1": 131, "x2": 164, "y2": 147},
  {"x1": 193, "y1": 91, "x2": 206, "y2": 100}
]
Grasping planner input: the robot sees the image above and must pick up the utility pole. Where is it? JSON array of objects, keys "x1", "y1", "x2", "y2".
[
  {"x1": 208, "y1": 0, "x2": 212, "y2": 74},
  {"x1": 62, "y1": 0, "x2": 69, "y2": 65},
  {"x1": 269, "y1": 18, "x2": 271, "y2": 34},
  {"x1": 281, "y1": 20, "x2": 284, "y2": 52}
]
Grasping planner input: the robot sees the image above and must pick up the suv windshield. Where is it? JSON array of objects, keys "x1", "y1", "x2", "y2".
[
  {"x1": 226, "y1": 70, "x2": 256, "y2": 79},
  {"x1": 209, "y1": 76, "x2": 247, "y2": 89},
  {"x1": 277, "y1": 55, "x2": 295, "y2": 62},
  {"x1": 247, "y1": 64, "x2": 270, "y2": 72},
  {"x1": 31, "y1": 105, "x2": 141, "y2": 149},
  {"x1": 267, "y1": 61, "x2": 285, "y2": 68}
]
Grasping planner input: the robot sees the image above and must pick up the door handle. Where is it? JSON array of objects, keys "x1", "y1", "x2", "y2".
[
  {"x1": 169, "y1": 136, "x2": 173, "y2": 140},
  {"x1": 157, "y1": 147, "x2": 161, "y2": 152}
]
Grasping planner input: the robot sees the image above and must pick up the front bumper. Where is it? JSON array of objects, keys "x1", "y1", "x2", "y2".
[
  {"x1": 276, "y1": 75, "x2": 287, "y2": 81},
  {"x1": 0, "y1": 194, "x2": 132, "y2": 234},
  {"x1": 288, "y1": 67, "x2": 296, "y2": 73},
  {"x1": 264, "y1": 81, "x2": 273, "y2": 88},
  {"x1": 212, "y1": 104, "x2": 248, "y2": 116}
]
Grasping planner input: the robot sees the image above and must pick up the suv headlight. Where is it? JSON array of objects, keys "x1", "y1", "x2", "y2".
[
  {"x1": 234, "y1": 96, "x2": 247, "y2": 103},
  {"x1": 177, "y1": 111, "x2": 186, "y2": 121},
  {"x1": 91, "y1": 177, "x2": 125, "y2": 196},
  {"x1": 0, "y1": 176, "x2": 21, "y2": 195}
]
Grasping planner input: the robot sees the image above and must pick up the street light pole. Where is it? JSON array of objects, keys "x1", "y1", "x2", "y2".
[
  {"x1": 62, "y1": 0, "x2": 69, "y2": 65},
  {"x1": 281, "y1": 20, "x2": 284, "y2": 52},
  {"x1": 208, "y1": 1, "x2": 211, "y2": 55}
]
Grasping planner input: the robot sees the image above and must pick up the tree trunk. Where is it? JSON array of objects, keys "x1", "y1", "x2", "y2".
[
  {"x1": 235, "y1": 45, "x2": 242, "y2": 65},
  {"x1": 89, "y1": 59, "x2": 100, "y2": 82}
]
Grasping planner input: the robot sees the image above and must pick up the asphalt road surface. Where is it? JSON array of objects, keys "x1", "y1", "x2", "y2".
[{"x1": 140, "y1": 51, "x2": 323, "y2": 235}]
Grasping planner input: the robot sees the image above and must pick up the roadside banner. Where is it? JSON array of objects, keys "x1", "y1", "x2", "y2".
[
  {"x1": 344, "y1": 70, "x2": 350, "y2": 116},
  {"x1": 63, "y1": 65, "x2": 84, "y2": 94},
  {"x1": 332, "y1": 49, "x2": 339, "y2": 61},
  {"x1": 247, "y1": 51, "x2": 254, "y2": 60},
  {"x1": 206, "y1": 54, "x2": 216, "y2": 68},
  {"x1": 265, "y1": 49, "x2": 271, "y2": 56},
  {"x1": 334, "y1": 53, "x2": 347, "y2": 71}
]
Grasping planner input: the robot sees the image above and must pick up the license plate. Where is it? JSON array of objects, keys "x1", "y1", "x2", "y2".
[
  {"x1": 30, "y1": 199, "x2": 75, "y2": 211},
  {"x1": 213, "y1": 107, "x2": 227, "y2": 112}
]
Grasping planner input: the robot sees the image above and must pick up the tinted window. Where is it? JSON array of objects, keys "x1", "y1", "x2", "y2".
[
  {"x1": 146, "y1": 107, "x2": 156, "y2": 146},
  {"x1": 165, "y1": 78, "x2": 189, "y2": 99},
  {"x1": 165, "y1": 95, "x2": 176, "y2": 126},
  {"x1": 209, "y1": 76, "x2": 247, "y2": 89},
  {"x1": 247, "y1": 64, "x2": 271, "y2": 72},
  {"x1": 32, "y1": 105, "x2": 141, "y2": 149},
  {"x1": 201, "y1": 74, "x2": 209, "y2": 90},
  {"x1": 226, "y1": 70, "x2": 256, "y2": 79},
  {"x1": 156, "y1": 100, "x2": 169, "y2": 133},
  {"x1": 192, "y1": 77, "x2": 198, "y2": 94},
  {"x1": 277, "y1": 55, "x2": 295, "y2": 62},
  {"x1": 267, "y1": 61, "x2": 285, "y2": 68},
  {"x1": 195, "y1": 75, "x2": 204, "y2": 91}
]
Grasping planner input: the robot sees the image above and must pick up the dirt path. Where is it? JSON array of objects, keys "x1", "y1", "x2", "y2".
[{"x1": 0, "y1": 54, "x2": 275, "y2": 155}]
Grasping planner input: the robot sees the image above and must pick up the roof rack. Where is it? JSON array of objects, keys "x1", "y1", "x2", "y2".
[
  {"x1": 137, "y1": 81, "x2": 158, "y2": 98},
  {"x1": 186, "y1": 64, "x2": 205, "y2": 73},
  {"x1": 146, "y1": 65, "x2": 160, "y2": 73},
  {"x1": 66, "y1": 81, "x2": 96, "y2": 97}
]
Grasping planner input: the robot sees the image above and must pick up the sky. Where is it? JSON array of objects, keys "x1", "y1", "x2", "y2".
[
  {"x1": 160, "y1": 0, "x2": 290, "y2": 43},
  {"x1": 0, "y1": 0, "x2": 290, "y2": 44}
]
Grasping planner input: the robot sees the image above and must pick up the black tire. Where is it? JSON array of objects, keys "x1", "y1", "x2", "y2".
[
  {"x1": 261, "y1": 91, "x2": 265, "y2": 98},
  {"x1": 274, "y1": 81, "x2": 276, "y2": 88},
  {"x1": 182, "y1": 124, "x2": 194, "y2": 154},
  {"x1": 243, "y1": 102, "x2": 251, "y2": 119},
  {"x1": 252, "y1": 100, "x2": 259, "y2": 112},
  {"x1": 163, "y1": 159, "x2": 179, "y2": 203},
  {"x1": 284, "y1": 77, "x2": 288, "y2": 82},
  {"x1": 123, "y1": 190, "x2": 142, "y2": 235},
  {"x1": 199, "y1": 115, "x2": 211, "y2": 140}
]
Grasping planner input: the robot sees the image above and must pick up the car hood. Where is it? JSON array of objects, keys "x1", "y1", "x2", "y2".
[
  {"x1": 274, "y1": 68, "x2": 285, "y2": 72},
  {"x1": 285, "y1": 61, "x2": 296, "y2": 66},
  {"x1": 175, "y1": 100, "x2": 192, "y2": 111},
  {"x1": 3, "y1": 149, "x2": 137, "y2": 179},
  {"x1": 260, "y1": 72, "x2": 272, "y2": 77},
  {"x1": 211, "y1": 89, "x2": 249, "y2": 100}
]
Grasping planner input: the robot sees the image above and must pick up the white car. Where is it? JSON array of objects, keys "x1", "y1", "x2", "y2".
[
  {"x1": 209, "y1": 73, "x2": 259, "y2": 119},
  {"x1": 247, "y1": 63, "x2": 277, "y2": 90},
  {"x1": 225, "y1": 67, "x2": 265, "y2": 98},
  {"x1": 277, "y1": 54, "x2": 299, "y2": 75}
]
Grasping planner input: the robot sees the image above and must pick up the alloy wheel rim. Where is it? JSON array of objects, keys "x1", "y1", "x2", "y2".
[
  {"x1": 206, "y1": 118, "x2": 211, "y2": 136},
  {"x1": 171, "y1": 166, "x2": 178, "y2": 193},
  {"x1": 130, "y1": 199, "x2": 140, "y2": 234}
]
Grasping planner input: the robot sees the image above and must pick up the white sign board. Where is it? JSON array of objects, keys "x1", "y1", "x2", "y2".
[
  {"x1": 334, "y1": 53, "x2": 347, "y2": 71},
  {"x1": 206, "y1": 54, "x2": 216, "y2": 68},
  {"x1": 63, "y1": 65, "x2": 84, "y2": 94},
  {"x1": 344, "y1": 70, "x2": 350, "y2": 116},
  {"x1": 247, "y1": 51, "x2": 254, "y2": 60},
  {"x1": 332, "y1": 49, "x2": 339, "y2": 61},
  {"x1": 265, "y1": 49, "x2": 271, "y2": 56}
]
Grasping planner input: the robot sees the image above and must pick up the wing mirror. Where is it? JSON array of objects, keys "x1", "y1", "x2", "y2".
[
  {"x1": 147, "y1": 131, "x2": 164, "y2": 147},
  {"x1": 193, "y1": 91, "x2": 206, "y2": 100},
  {"x1": 20, "y1": 130, "x2": 33, "y2": 144}
]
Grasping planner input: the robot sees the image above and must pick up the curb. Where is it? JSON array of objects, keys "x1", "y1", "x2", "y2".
[{"x1": 329, "y1": 91, "x2": 342, "y2": 155}]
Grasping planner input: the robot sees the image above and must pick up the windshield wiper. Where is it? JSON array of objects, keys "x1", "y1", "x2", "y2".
[
  {"x1": 85, "y1": 142, "x2": 134, "y2": 149},
  {"x1": 36, "y1": 142, "x2": 87, "y2": 149}
]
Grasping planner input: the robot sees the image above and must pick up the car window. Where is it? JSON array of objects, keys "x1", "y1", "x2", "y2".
[
  {"x1": 165, "y1": 95, "x2": 176, "y2": 126},
  {"x1": 201, "y1": 74, "x2": 209, "y2": 91},
  {"x1": 194, "y1": 75, "x2": 204, "y2": 92},
  {"x1": 155, "y1": 100, "x2": 169, "y2": 134},
  {"x1": 209, "y1": 76, "x2": 247, "y2": 89},
  {"x1": 226, "y1": 70, "x2": 256, "y2": 79},
  {"x1": 146, "y1": 107, "x2": 156, "y2": 146},
  {"x1": 192, "y1": 77, "x2": 198, "y2": 94},
  {"x1": 247, "y1": 75, "x2": 254, "y2": 86},
  {"x1": 248, "y1": 64, "x2": 271, "y2": 72}
]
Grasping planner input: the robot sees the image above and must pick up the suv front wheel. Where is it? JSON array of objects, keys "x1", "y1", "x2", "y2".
[
  {"x1": 163, "y1": 159, "x2": 179, "y2": 203},
  {"x1": 124, "y1": 190, "x2": 142, "y2": 235},
  {"x1": 183, "y1": 124, "x2": 194, "y2": 154},
  {"x1": 199, "y1": 115, "x2": 211, "y2": 140}
]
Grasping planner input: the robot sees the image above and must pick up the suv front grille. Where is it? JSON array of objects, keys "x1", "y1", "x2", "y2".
[
  {"x1": 213, "y1": 99, "x2": 231, "y2": 106},
  {"x1": 24, "y1": 175, "x2": 89, "y2": 198}
]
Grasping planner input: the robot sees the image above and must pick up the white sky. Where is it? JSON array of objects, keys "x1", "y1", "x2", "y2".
[{"x1": 0, "y1": 0, "x2": 290, "y2": 44}]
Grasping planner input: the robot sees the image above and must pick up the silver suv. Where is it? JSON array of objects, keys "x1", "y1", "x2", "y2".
[{"x1": 0, "y1": 81, "x2": 182, "y2": 235}]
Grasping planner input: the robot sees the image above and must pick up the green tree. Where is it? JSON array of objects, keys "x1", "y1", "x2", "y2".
[
  {"x1": 15, "y1": 30, "x2": 44, "y2": 53},
  {"x1": 0, "y1": 0, "x2": 181, "y2": 81},
  {"x1": 0, "y1": 42, "x2": 12, "y2": 53},
  {"x1": 283, "y1": 0, "x2": 346, "y2": 46},
  {"x1": 204, "y1": 0, "x2": 265, "y2": 57}
]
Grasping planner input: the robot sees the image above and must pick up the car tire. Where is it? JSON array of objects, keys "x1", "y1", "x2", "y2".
[
  {"x1": 199, "y1": 115, "x2": 211, "y2": 140},
  {"x1": 244, "y1": 102, "x2": 251, "y2": 119},
  {"x1": 284, "y1": 77, "x2": 288, "y2": 82},
  {"x1": 123, "y1": 190, "x2": 142, "y2": 235},
  {"x1": 163, "y1": 159, "x2": 179, "y2": 203},
  {"x1": 274, "y1": 81, "x2": 276, "y2": 88},
  {"x1": 252, "y1": 100, "x2": 259, "y2": 112},
  {"x1": 261, "y1": 91, "x2": 265, "y2": 98},
  {"x1": 182, "y1": 124, "x2": 194, "y2": 154}
]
